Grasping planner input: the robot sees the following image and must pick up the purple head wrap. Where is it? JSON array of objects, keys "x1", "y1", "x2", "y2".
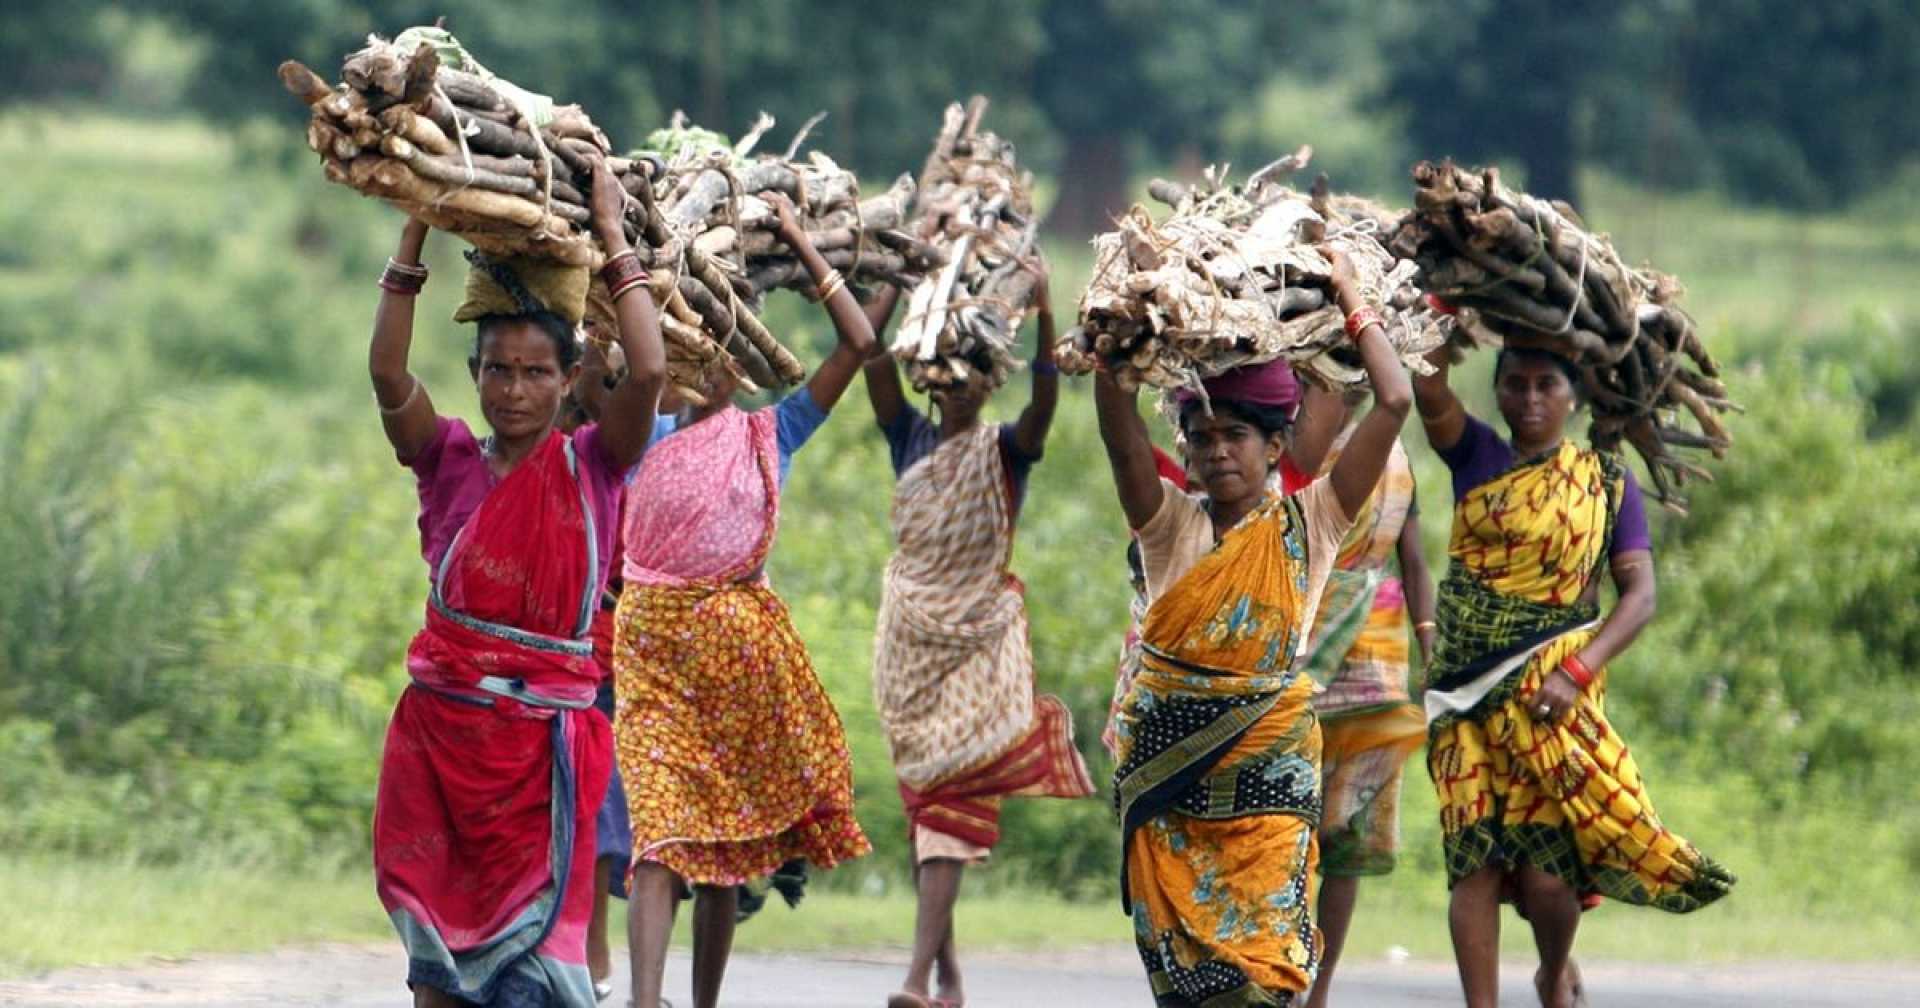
[{"x1": 1175, "y1": 358, "x2": 1302, "y2": 416}]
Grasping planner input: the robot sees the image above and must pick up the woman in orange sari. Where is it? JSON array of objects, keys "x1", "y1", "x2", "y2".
[
  {"x1": 1097, "y1": 249, "x2": 1411, "y2": 1007},
  {"x1": 1413, "y1": 343, "x2": 1734, "y2": 1008},
  {"x1": 370, "y1": 160, "x2": 667, "y2": 1008}
]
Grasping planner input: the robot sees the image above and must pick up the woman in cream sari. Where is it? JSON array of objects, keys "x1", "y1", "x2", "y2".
[{"x1": 861, "y1": 271, "x2": 1096, "y2": 1008}]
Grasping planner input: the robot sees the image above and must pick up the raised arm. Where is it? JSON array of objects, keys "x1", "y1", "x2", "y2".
[
  {"x1": 1396, "y1": 499, "x2": 1437, "y2": 665},
  {"x1": 587, "y1": 157, "x2": 666, "y2": 471},
  {"x1": 1010, "y1": 264, "x2": 1059, "y2": 458},
  {"x1": 1413, "y1": 346, "x2": 1468, "y2": 453},
  {"x1": 1095, "y1": 370, "x2": 1166, "y2": 531},
  {"x1": 766, "y1": 192, "x2": 875, "y2": 411},
  {"x1": 369, "y1": 217, "x2": 441, "y2": 463},
  {"x1": 860, "y1": 284, "x2": 909, "y2": 429},
  {"x1": 1324, "y1": 249, "x2": 1414, "y2": 519},
  {"x1": 1288, "y1": 383, "x2": 1350, "y2": 477}
]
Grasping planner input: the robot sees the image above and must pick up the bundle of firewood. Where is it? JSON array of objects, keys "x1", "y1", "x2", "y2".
[
  {"x1": 279, "y1": 29, "x2": 941, "y2": 402},
  {"x1": 639, "y1": 113, "x2": 938, "y2": 303},
  {"x1": 1387, "y1": 159, "x2": 1735, "y2": 510},
  {"x1": 890, "y1": 97, "x2": 1040, "y2": 392},
  {"x1": 1057, "y1": 148, "x2": 1444, "y2": 392}
]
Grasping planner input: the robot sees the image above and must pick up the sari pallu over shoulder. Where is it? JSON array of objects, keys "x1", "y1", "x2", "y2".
[
  {"x1": 1113, "y1": 492, "x2": 1326, "y2": 1007},
  {"x1": 1423, "y1": 439, "x2": 1621, "y2": 724},
  {"x1": 1425, "y1": 437, "x2": 1735, "y2": 913},
  {"x1": 377, "y1": 431, "x2": 611, "y2": 1008}
]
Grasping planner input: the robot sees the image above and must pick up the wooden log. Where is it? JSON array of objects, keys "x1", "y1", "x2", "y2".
[
  {"x1": 439, "y1": 69, "x2": 511, "y2": 115},
  {"x1": 376, "y1": 105, "x2": 454, "y2": 157},
  {"x1": 421, "y1": 94, "x2": 544, "y2": 161},
  {"x1": 549, "y1": 136, "x2": 600, "y2": 181},
  {"x1": 1148, "y1": 178, "x2": 1191, "y2": 208},
  {"x1": 343, "y1": 44, "x2": 410, "y2": 99},
  {"x1": 278, "y1": 61, "x2": 333, "y2": 106},
  {"x1": 667, "y1": 169, "x2": 734, "y2": 231},
  {"x1": 677, "y1": 274, "x2": 735, "y2": 339}
]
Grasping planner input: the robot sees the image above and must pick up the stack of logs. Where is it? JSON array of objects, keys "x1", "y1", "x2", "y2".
[
  {"x1": 279, "y1": 31, "x2": 941, "y2": 400},
  {"x1": 891, "y1": 97, "x2": 1041, "y2": 392},
  {"x1": 1388, "y1": 159, "x2": 1736, "y2": 510},
  {"x1": 1058, "y1": 147, "x2": 1444, "y2": 391}
]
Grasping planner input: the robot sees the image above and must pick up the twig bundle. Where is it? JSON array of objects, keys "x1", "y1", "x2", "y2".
[
  {"x1": 891, "y1": 97, "x2": 1040, "y2": 392},
  {"x1": 1058, "y1": 147, "x2": 1444, "y2": 393},
  {"x1": 1388, "y1": 159, "x2": 1736, "y2": 511},
  {"x1": 279, "y1": 29, "x2": 942, "y2": 402}
]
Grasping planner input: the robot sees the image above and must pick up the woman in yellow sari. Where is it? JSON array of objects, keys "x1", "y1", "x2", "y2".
[
  {"x1": 1097, "y1": 249, "x2": 1411, "y2": 1007},
  {"x1": 1413, "y1": 344, "x2": 1734, "y2": 1008}
]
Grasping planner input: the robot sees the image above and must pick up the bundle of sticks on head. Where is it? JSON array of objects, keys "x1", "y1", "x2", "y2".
[
  {"x1": 279, "y1": 27, "x2": 942, "y2": 402},
  {"x1": 1388, "y1": 159, "x2": 1737, "y2": 511},
  {"x1": 1057, "y1": 146, "x2": 1446, "y2": 395},
  {"x1": 890, "y1": 96, "x2": 1041, "y2": 393}
]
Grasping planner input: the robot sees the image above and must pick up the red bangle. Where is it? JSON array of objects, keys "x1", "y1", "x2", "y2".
[
  {"x1": 608, "y1": 273, "x2": 652, "y2": 303},
  {"x1": 1344, "y1": 306, "x2": 1385, "y2": 340},
  {"x1": 1560, "y1": 654, "x2": 1594, "y2": 688},
  {"x1": 1423, "y1": 293, "x2": 1457, "y2": 316},
  {"x1": 600, "y1": 249, "x2": 649, "y2": 292}
]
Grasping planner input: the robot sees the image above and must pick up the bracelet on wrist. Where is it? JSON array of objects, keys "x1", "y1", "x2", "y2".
[
  {"x1": 379, "y1": 257, "x2": 428, "y2": 296},
  {"x1": 1344, "y1": 306, "x2": 1386, "y2": 340},
  {"x1": 1560, "y1": 654, "x2": 1594, "y2": 689},
  {"x1": 810, "y1": 269, "x2": 848, "y2": 304}
]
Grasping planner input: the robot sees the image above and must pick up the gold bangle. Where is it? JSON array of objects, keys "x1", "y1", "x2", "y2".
[
  {"x1": 811, "y1": 268, "x2": 847, "y2": 304},
  {"x1": 1414, "y1": 621, "x2": 1437, "y2": 632}
]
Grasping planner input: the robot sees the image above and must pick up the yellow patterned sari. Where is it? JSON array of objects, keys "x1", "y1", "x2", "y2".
[
  {"x1": 1425, "y1": 438, "x2": 1734, "y2": 912},
  {"x1": 1113, "y1": 493, "x2": 1323, "y2": 1007}
]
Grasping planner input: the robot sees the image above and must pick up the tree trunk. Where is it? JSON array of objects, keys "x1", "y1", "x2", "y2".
[{"x1": 1046, "y1": 130, "x2": 1130, "y2": 240}]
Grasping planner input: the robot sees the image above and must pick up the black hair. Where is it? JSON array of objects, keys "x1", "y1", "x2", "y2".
[
  {"x1": 1178, "y1": 396, "x2": 1294, "y2": 439},
  {"x1": 1494, "y1": 346, "x2": 1583, "y2": 401},
  {"x1": 472, "y1": 311, "x2": 581, "y2": 372}
]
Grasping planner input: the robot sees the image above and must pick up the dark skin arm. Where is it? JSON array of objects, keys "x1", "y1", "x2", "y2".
[
  {"x1": 1288, "y1": 383, "x2": 1349, "y2": 477},
  {"x1": 1413, "y1": 346, "x2": 1468, "y2": 453},
  {"x1": 859, "y1": 284, "x2": 909, "y2": 429},
  {"x1": 1009, "y1": 264, "x2": 1059, "y2": 459},
  {"x1": 586, "y1": 156, "x2": 666, "y2": 471},
  {"x1": 1396, "y1": 499, "x2": 1438, "y2": 664},
  {"x1": 1094, "y1": 370, "x2": 1166, "y2": 531},
  {"x1": 369, "y1": 218, "x2": 441, "y2": 463},
  {"x1": 1324, "y1": 248, "x2": 1415, "y2": 519},
  {"x1": 1535, "y1": 550, "x2": 1656, "y2": 721},
  {"x1": 766, "y1": 191, "x2": 876, "y2": 410}
]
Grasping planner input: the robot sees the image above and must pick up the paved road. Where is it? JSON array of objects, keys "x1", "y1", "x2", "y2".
[{"x1": 2, "y1": 944, "x2": 1916, "y2": 1006}]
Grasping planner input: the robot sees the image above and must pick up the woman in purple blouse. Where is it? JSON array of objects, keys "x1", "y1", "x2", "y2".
[{"x1": 1412, "y1": 344, "x2": 1734, "y2": 1008}]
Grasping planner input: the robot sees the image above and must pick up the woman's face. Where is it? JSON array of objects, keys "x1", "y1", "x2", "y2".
[
  {"x1": 473, "y1": 320, "x2": 575, "y2": 441},
  {"x1": 1183, "y1": 409, "x2": 1284, "y2": 507},
  {"x1": 1495, "y1": 355, "x2": 1578, "y2": 447},
  {"x1": 930, "y1": 374, "x2": 990, "y2": 425}
]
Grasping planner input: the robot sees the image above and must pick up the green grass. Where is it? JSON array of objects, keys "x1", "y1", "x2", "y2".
[
  {"x1": 0, "y1": 855, "x2": 390, "y2": 976},
  {"x1": 8, "y1": 851, "x2": 1913, "y2": 978}
]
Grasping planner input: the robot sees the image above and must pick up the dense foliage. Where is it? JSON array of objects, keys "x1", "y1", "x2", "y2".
[
  {"x1": 4, "y1": 2, "x2": 1912, "y2": 218},
  {"x1": 1, "y1": 110, "x2": 1916, "y2": 914}
]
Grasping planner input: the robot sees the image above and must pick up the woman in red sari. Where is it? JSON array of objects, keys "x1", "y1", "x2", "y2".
[{"x1": 369, "y1": 159, "x2": 667, "y2": 1008}]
